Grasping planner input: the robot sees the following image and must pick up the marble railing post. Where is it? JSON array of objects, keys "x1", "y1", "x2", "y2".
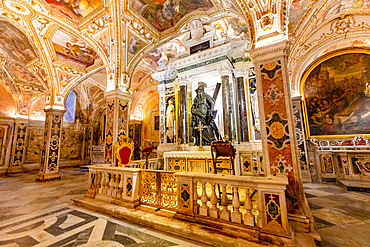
[
  {"x1": 8, "y1": 117, "x2": 29, "y2": 173},
  {"x1": 36, "y1": 108, "x2": 65, "y2": 182},
  {"x1": 177, "y1": 77, "x2": 188, "y2": 145},
  {"x1": 292, "y1": 96, "x2": 311, "y2": 183},
  {"x1": 104, "y1": 89, "x2": 131, "y2": 164},
  {"x1": 219, "y1": 64, "x2": 233, "y2": 141},
  {"x1": 233, "y1": 66, "x2": 250, "y2": 142},
  {"x1": 251, "y1": 39, "x2": 311, "y2": 231}
]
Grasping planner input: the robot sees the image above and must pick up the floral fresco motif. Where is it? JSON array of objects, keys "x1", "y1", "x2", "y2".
[
  {"x1": 131, "y1": 0, "x2": 213, "y2": 32},
  {"x1": 0, "y1": 20, "x2": 37, "y2": 64},
  {"x1": 52, "y1": 30, "x2": 98, "y2": 68},
  {"x1": 304, "y1": 53, "x2": 370, "y2": 137},
  {"x1": 46, "y1": 0, "x2": 102, "y2": 22}
]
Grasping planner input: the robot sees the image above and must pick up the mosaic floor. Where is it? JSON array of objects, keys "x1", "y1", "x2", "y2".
[
  {"x1": 0, "y1": 169, "x2": 204, "y2": 247},
  {"x1": 1, "y1": 169, "x2": 369, "y2": 247},
  {"x1": 304, "y1": 183, "x2": 370, "y2": 247}
]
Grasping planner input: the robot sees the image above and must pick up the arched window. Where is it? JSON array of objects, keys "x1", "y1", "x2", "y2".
[{"x1": 64, "y1": 91, "x2": 76, "y2": 122}]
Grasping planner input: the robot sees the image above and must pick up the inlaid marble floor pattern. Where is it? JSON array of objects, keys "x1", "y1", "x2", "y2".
[
  {"x1": 0, "y1": 169, "x2": 203, "y2": 247},
  {"x1": 304, "y1": 183, "x2": 370, "y2": 247}
]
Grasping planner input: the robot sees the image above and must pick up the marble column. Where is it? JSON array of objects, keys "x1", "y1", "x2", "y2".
[
  {"x1": 292, "y1": 96, "x2": 311, "y2": 183},
  {"x1": 250, "y1": 40, "x2": 305, "y2": 216},
  {"x1": 82, "y1": 124, "x2": 93, "y2": 165},
  {"x1": 8, "y1": 117, "x2": 29, "y2": 173},
  {"x1": 104, "y1": 89, "x2": 131, "y2": 164},
  {"x1": 36, "y1": 109, "x2": 65, "y2": 181},
  {"x1": 177, "y1": 77, "x2": 188, "y2": 144},
  {"x1": 233, "y1": 67, "x2": 249, "y2": 142},
  {"x1": 219, "y1": 65, "x2": 233, "y2": 141}
]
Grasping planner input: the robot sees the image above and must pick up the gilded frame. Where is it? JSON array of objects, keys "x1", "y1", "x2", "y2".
[
  {"x1": 300, "y1": 48, "x2": 370, "y2": 139},
  {"x1": 114, "y1": 135, "x2": 134, "y2": 167}
]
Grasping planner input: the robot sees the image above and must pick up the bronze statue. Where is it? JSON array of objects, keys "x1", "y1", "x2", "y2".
[{"x1": 191, "y1": 82, "x2": 220, "y2": 146}]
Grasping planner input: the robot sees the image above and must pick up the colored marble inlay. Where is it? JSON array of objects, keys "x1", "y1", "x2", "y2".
[
  {"x1": 105, "y1": 100, "x2": 114, "y2": 163},
  {"x1": 180, "y1": 183, "x2": 191, "y2": 209},
  {"x1": 265, "y1": 194, "x2": 282, "y2": 225},
  {"x1": 47, "y1": 115, "x2": 62, "y2": 172},
  {"x1": 169, "y1": 159, "x2": 186, "y2": 172},
  {"x1": 126, "y1": 177, "x2": 133, "y2": 197},
  {"x1": 12, "y1": 122, "x2": 27, "y2": 167},
  {"x1": 118, "y1": 100, "x2": 128, "y2": 137},
  {"x1": 260, "y1": 60, "x2": 298, "y2": 212}
]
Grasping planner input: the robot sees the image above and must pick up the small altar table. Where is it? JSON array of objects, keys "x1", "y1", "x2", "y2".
[{"x1": 164, "y1": 150, "x2": 234, "y2": 174}]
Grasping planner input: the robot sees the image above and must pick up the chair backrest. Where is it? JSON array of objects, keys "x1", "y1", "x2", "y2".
[{"x1": 114, "y1": 135, "x2": 134, "y2": 167}]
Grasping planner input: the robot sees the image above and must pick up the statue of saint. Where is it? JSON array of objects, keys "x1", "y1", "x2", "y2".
[
  {"x1": 191, "y1": 82, "x2": 220, "y2": 146},
  {"x1": 166, "y1": 99, "x2": 175, "y2": 133}
]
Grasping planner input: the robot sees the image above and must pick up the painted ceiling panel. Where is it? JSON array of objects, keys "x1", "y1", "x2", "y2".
[
  {"x1": 131, "y1": 0, "x2": 214, "y2": 31},
  {"x1": 52, "y1": 29, "x2": 99, "y2": 68},
  {"x1": 5, "y1": 62, "x2": 44, "y2": 91},
  {"x1": 0, "y1": 20, "x2": 37, "y2": 64},
  {"x1": 45, "y1": 0, "x2": 102, "y2": 22}
]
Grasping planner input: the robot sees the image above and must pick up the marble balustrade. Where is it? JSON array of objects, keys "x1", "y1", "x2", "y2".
[{"x1": 85, "y1": 166, "x2": 289, "y2": 234}]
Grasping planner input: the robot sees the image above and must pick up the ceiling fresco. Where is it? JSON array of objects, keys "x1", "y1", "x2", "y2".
[
  {"x1": 212, "y1": 17, "x2": 249, "y2": 41},
  {"x1": 143, "y1": 38, "x2": 186, "y2": 67},
  {"x1": 52, "y1": 29, "x2": 99, "y2": 68},
  {"x1": 0, "y1": 20, "x2": 37, "y2": 64},
  {"x1": 45, "y1": 0, "x2": 103, "y2": 22},
  {"x1": 5, "y1": 62, "x2": 44, "y2": 91},
  {"x1": 131, "y1": 0, "x2": 214, "y2": 32},
  {"x1": 309, "y1": 0, "x2": 370, "y2": 33}
]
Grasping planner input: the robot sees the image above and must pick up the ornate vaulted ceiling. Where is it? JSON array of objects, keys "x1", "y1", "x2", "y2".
[{"x1": 0, "y1": 0, "x2": 368, "y2": 119}]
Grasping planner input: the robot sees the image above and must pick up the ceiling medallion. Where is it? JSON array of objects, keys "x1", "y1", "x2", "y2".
[{"x1": 3, "y1": 0, "x2": 35, "y2": 18}]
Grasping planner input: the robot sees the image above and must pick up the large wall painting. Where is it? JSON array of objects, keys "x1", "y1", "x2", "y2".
[
  {"x1": 0, "y1": 20, "x2": 37, "y2": 64},
  {"x1": 303, "y1": 52, "x2": 370, "y2": 137},
  {"x1": 131, "y1": 0, "x2": 213, "y2": 32},
  {"x1": 52, "y1": 30, "x2": 98, "y2": 68},
  {"x1": 45, "y1": 0, "x2": 102, "y2": 23}
]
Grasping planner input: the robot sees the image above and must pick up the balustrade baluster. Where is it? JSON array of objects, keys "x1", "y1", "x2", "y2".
[
  {"x1": 231, "y1": 186, "x2": 242, "y2": 223},
  {"x1": 118, "y1": 174, "x2": 124, "y2": 198},
  {"x1": 108, "y1": 172, "x2": 114, "y2": 196},
  {"x1": 209, "y1": 183, "x2": 219, "y2": 218},
  {"x1": 113, "y1": 174, "x2": 119, "y2": 197},
  {"x1": 220, "y1": 184, "x2": 231, "y2": 221},
  {"x1": 199, "y1": 182, "x2": 209, "y2": 216},
  {"x1": 98, "y1": 171, "x2": 104, "y2": 194},
  {"x1": 102, "y1": 172, "x2": 108, "y2": 194},
  {"x1": 244, "y1": 187, "x2": 255, "y2": 226}
]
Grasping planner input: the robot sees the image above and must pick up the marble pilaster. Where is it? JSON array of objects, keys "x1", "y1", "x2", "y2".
[
  {"x1": 82, "y1": 124, "x2": 93, "y2": 165},
  {"x1": 250, "y1": 40, "x2": 304, "y2": 215},
  {"x1": 104, "y1": 89, "x2": 131, "y2": 164},
  {"x1": 158, "y1": 84, "x2": 166, "y2": 144},
  {"x1": 8, "y1": 117, "x2": 29, "y2": 173},
  {"x1": 36, "y1": 109, "x2": 65, "y2": 181},
  {"x1": 219, "y1": 64, "x2": 233, "y2": 141}
]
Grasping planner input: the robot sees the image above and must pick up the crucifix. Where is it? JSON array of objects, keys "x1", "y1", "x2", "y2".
[{"x1": 194, "y1": 121, "x2": 206, "y2": 151}]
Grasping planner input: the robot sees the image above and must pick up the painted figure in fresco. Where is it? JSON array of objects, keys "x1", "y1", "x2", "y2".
[
  {"x1": 128, "y1": 36, "x2": 142, "y2": 54},
  {"x1": 191, "y1": 82, "x2": 220, "y2": 146}
]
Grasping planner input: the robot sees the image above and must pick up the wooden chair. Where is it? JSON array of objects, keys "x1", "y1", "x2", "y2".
[
  {"x1": 114, "y1": 135, "x2": 134, "y2": 167},
  {"x1": 210, "y1": 140, "x2": 236, "y2": 175}
]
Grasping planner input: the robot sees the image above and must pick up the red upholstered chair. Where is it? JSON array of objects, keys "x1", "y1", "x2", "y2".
[{"x1": 114, "y1": 135, "x2": 134, "y2": 167}]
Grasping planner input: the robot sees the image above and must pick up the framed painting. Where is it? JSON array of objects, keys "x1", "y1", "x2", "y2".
[{"x1": 301, "y1": 49, "x2": 370, "y2": 138}]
